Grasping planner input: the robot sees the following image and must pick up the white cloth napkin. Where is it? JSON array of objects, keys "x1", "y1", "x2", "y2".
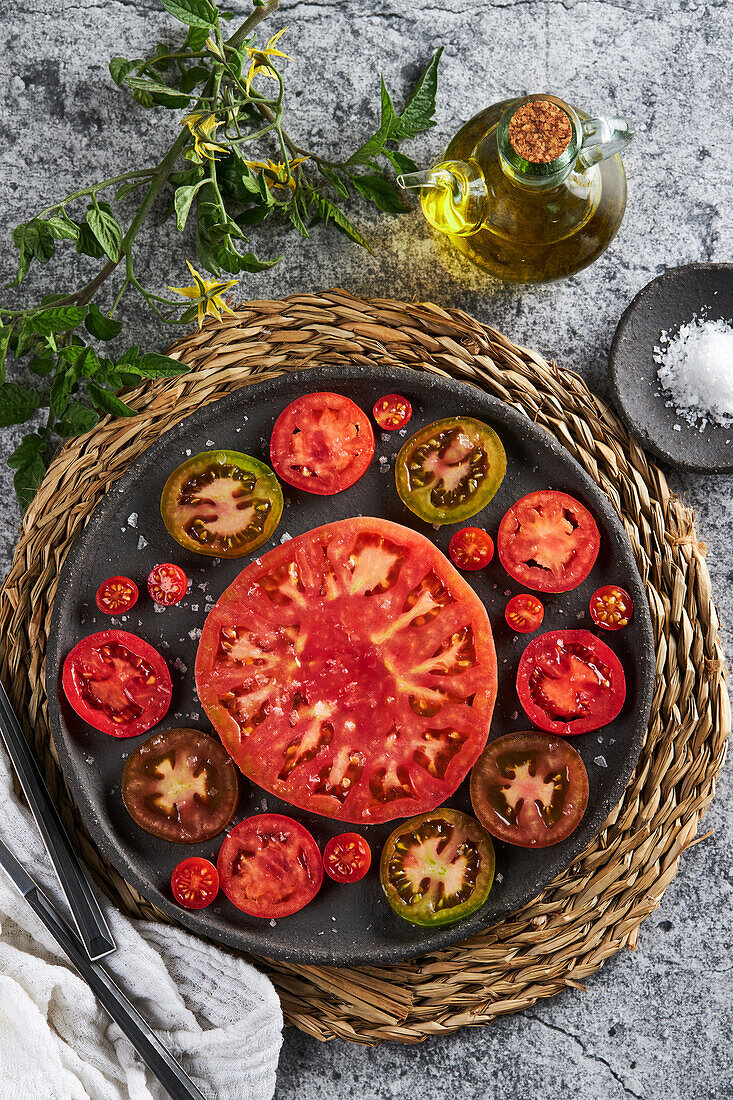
[{"x1": 0, "y1": 747, "x2": 283, "y2": 1100}]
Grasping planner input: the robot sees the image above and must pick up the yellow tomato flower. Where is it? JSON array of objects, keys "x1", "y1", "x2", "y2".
[
  {"x1": 181, "y1": 113, "x2": 227, "y2": 161},
  {"x1": 244, "y1": 27, "x2": 292, "y2": 94},
  {"x1": 244, "y1": 156, "x2": 308, "y2": 193},
  {"x1": 169, "y1": 261, "x2": 238, "y2": 329}
]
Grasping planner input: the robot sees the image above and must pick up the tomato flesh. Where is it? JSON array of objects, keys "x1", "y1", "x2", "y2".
[
  {"x1": 270, "y1": 392, "x2": 375, "y2": 495},
  {"x1": 373, "y1": 394, "x2": 412, "y2": 431},
  {"x1": 516, "y1": 629, "x2": 626, "y2": 736},
  {"x1": 448, "y1": 527, "x2": 494, "y2": 571},
  {"x1": 195, "y1": 517, "x2": 497, "y2": 824},
  {"x1": 470, "y1": 732, "x2": 589, "y2": 847},
  {"x1": 505, "y1": 593, "x2": 544, "y2": 633},
  {"x1": 217, "y1": 814, "x2": 323, "y2": 918},
  {"x1": 171, "y1": 857, "x2": 219, "y2": 909},
  {"x1": 497, "y1": 490, "x2": 600, "y2": 593},
  {"x1": 590, "y1": 585, "x2": 633, "y2": 630},
  {"x1": 62, "y1": 630, "x2": 172, "y2": 738},
  {"x1": 122, "y1": 727, "x2": 239, "y2": 843},
  {"x1": 323, "y1": 833, "x2": 372, "y2": 883},
  {"x1": 380, "y1": 809, "x2": 494, "y2": 926},
  {"x1": 148, "y1": 563, "x2": 188, "y2": 607},
  {"x1": 96, "y1": 576, "x2": 138, "y2": 615},
  {"x1": 161, "y1": 450, "x2": 283, "y2": 558}
]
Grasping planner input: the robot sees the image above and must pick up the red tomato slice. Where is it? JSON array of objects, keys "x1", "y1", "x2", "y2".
[
  {"x1": 497, "y1": 490, "x2": 600, "y2": 593},
  {"x1": 470, "y1": 731, "x2": 589, "y2": 847},
  {"x1": 148, "y1": 563, "x2": 188, "y2": 606},
  {"x1": 195, "y1": 517, "x2": 497, "y2": 824},
  {"x1": 505, "y1": 593, "x2": 544, "y2": 633},
  {"x1": 516, "y1": 629, "x2": 626, "y2": 736},
  {"x1": 217, "y1": 814, "x2": 323, "y2": 918},
  {"x1": 270, "y1": 392, "x2": 375, "y2": 495},
  {"x1": 323, "y1": 833, "x2": 372, "y2": 883},
  {"x1": 62, "y1": 629, "x2": 172, "y2": 738},
  {"x1": 373, "y1": 394, "x2": 412, "y2": 431},
  {"x1": 95, "y1": 576, "x2": 139, "y2": 615},
  {"x1": 590, "y1": 585, "x2": 633, "y2": 630},
  {"x1": 171, "y1": 857, "x2": 219, "y2": 909},
  {"x1": 448, "y1": 527, "x2": 494, "y2": 571}
]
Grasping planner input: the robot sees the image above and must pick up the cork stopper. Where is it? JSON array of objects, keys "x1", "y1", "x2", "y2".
[{"x1": 508, "y1": 100, "x2": 573, "y2": 164}]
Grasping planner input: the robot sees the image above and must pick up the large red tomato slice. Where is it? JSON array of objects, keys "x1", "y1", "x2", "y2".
[
  {"x1": 269, "y1": 392, "x2": 375, "y2": 495},
  {"x1": 497, "y1": 490, "x2": 600, "y2": 593},
  {"x1": 195, "y1": 517, "x2": 497, "y2": 824}
]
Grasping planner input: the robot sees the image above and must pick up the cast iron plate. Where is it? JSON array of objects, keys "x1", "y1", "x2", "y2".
[
  {"x1": 47, "y1": 364, "x2": 654, "y2": 965},
  {"x1": 610, "y1": 262, "x2": 733, "y2": 473}
]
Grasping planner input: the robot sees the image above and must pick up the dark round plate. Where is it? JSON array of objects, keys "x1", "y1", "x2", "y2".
[
  {"x1": 610, "y1": 263, "x2": 733, "y2": 473},
  {"x1": 46, "y1": 365, "x2": 654, "y2": 965}
]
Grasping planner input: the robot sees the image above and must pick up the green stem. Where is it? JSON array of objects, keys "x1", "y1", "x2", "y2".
[
  {"x1": 35, "y1": 169, "x2": 156, "y2": 218},
  {"x1": 226, "y1": 0, "x2": 280, "y2": 50}
]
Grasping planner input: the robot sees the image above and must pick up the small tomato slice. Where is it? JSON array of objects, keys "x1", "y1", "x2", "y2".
[
  {"x1": 121, "y1": 727, "x2": 239, "y2": 843},
  {"x1": 95, "y1": 576, "x2": 138, "y2": 615},
  {"x1": 147, "y1": 563, "x2": 188, "y2": 606},
  {"x1": 217, "y1": 813, "x2": 323, "y2": 918},
  {"x1": 497, "y1": 490, "x2": 600, "y2": 593},
  {"x1": 380, "y1": 809, "x2": 495, "y2": 927},
  {"x1": 590, "y1": 585, "x2": 633, "y2": 631},
  {"x1": 505, "y1": 593, "x2": 544, "y2": 633},
  {"x1": 470, "y1": 732, "x2": 589, "y2": 848},
  {"x1": 395, "y1": 417, "x2": 506, "y2": 525},
  {"x1": 270, "y1": 392, "x2": 375, "y2": 495},
  {"x1": 171, "y1": 857, "x2": 219, "y2": 909},
  {"x1": 161, "y1": 450, "x2": 283, "y2": 558},
  {"x1": 516, "y1": 629, "x2": 626, "y2": 736},
  {"x1": 62, "y1": 629, "x2": 172, "y2": 738},
  {"x1": 323, "y1": 833, "x2": 371, "y2": 883},
  {"x1": 373, "y1": 394, "x2": 412, "y2": 431},
  {"x1": 448, "y1": 527, "x2": 494, "y2": 570}
]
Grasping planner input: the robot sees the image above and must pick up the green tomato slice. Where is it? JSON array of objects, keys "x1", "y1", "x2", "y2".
[
  {"x1": 161, "y1": 450, "x2": 283, "y2": 558},
  {"x1": 380, "y1": 808, "x2": 495, "y2": 927},
  {"x1": 395, "y1": 417, "x2": 507, "y2": 525}
]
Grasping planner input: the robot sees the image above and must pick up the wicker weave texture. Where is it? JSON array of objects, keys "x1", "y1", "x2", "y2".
[{"x1": 0, "y1": 291, "x2": 728, "y2": 1045}]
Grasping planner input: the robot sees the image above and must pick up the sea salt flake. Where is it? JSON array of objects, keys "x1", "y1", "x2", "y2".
[
  {"x1": 269, "y1": 919, "x2": 277, "y2": 927},
  {"x1": 206, "y1": 439, "x2": 215, "y2": 446},
  {"x1": 136, "y1": 535, "x2": 148, "y2": 550},
  {"x1": 654, "y1": 315, "x2": 733, "y2": 428},
  {"x1": 280, "y1": 532, "x2": 292, "y2": 542},
  {"x1": 191, "y1": 604, "x2": 199, "y2": 612},
  {"x1": 188, "y1": 627, "x2": 202, "y2": 639},
  {"x1": 127, "y1": 512, "x2": 138, "y2": 528},
  {"x1": 495, "y1": 873, "x2": 504, "y2": 883},
  {"x1": 594, "y1": 755, "x2": 608, "y2": 768},
  {"x1": 173, "y1": 657, "x2": 188, "y2": 675},
  {"x1": 154, "y1": 605, "x2": 166, "y2": 614}
]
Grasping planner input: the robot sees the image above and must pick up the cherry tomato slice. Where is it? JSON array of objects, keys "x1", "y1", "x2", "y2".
[
  {"x1": 497, "y1": 490, "x2": 600, "y2": 593},
  {"x1": 590, "y1": 585, "x2": 633, "y2": 631},
  {"x1": 62, "y1": 629, "x2": 172, "y2": 738},
  {"x1": 171, "y1": 857, "x2": 219, "y2": 909},
  {"x1": 148, "y1": 563, "x2": 188, "y2": 606},
  {"x1": 217, "y1": 814, "x2": 323, "y2": 918},
  {"x1": 95, "y1": 576, "x2": 139, "y2": 615},
  {"x1": 470, "y1": 731, "x2": 589, "y2": 848},
  {"x1": 323, "y1": 833, "x2": 372, "y2": 883},
  {"x1": 448, "y1": 527, "x2": 494, "y2": 571},
  {"x1": 270, "y1": 392, "x2": 375, "y2": 495},
  {"x1": 505, "y1": 593, "x2": 544, "y2": 633},
  {"x1": 373, "y1": 394, "x2": 412, "y2": 431}
]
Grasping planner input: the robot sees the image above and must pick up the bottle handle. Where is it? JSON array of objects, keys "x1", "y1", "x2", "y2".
[{"x1": 576, "y1": 115, "x2": 634, "y2": 169}]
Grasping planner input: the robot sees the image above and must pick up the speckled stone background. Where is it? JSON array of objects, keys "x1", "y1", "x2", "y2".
[{"x1": 1, "y1": 1, "x2": 731, "y2": 1097}]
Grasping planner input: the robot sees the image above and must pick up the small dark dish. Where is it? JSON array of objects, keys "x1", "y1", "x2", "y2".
[{"x1": 609, "y1": 262, "x2": 733, "y2": 473}]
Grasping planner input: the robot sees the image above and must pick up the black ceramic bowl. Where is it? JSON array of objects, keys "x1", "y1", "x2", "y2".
[
  {"x1": 610, "y1": 263, "x2": 733, "y2": 473},
  {"x1": 47, "y1": 365, "x2": 655, "y2": 965}
]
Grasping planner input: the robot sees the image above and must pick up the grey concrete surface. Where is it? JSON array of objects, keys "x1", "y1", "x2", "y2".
[{"x1": 1, "y1": 1, "x2": 731, "y2": 1098}]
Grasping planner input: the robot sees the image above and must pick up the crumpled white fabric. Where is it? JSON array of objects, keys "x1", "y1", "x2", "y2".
[{"x1": 0, "y1": 747, "x2": 283, "y2": 1100}]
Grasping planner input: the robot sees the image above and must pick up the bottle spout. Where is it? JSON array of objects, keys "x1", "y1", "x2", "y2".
[
  {"x1": 398, "y1": 159, "x2": 488, "y2": 237},
  {"x1": 397, "y1": 168, "x2": 454, "y2": 192}
]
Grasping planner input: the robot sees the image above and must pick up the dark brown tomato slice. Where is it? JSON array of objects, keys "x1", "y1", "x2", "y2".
[
  {"x1": 121, "y1": 727, "x2": 239, "y2": 843},
  {"x1": 195, "y1": 517, "x2": 497, "y2": 825},
  {"x1": 516, "y1": 629, "x2": 626, "y2": 736},
  {"x1": 470, "y1": 731, "x2": 589, "y2": 848},
  {"x1": 62, "y1": 630, "x2": 172, "y2": 738},
  {"x1": 379, "y1": 808, "x2": 495, "y2": 926},
  {"x1": 270, "y1": 392, "x2": 375, "y2": 495},
  {"x1": 217, "y1": 814, "x2": 323, "y2": 918},
  {"x1": 160, "y1": 450, "x2": 283, "y2": 558},
  {"x1": 395, "y1": 417, "x2": 506, "y2": 525},
  {"x1": 497, "y1": 490, "x2": 600, "y2": 593},
  {"x1": 171, "y1": 857, "x2": 219, "y2": 909}
]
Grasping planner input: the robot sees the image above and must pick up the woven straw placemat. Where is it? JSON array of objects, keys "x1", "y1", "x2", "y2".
[{"x1": 0, "y1": 290, "x2": 728, "y2": 1045}]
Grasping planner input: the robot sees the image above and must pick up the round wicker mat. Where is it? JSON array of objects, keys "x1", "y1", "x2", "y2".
[{"x1": 0, "y1": 290, "x2": 728, "y2": 1045}]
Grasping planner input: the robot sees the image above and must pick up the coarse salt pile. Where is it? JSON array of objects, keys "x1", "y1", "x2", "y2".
[{"x1": 654, "y1": 315, "x2": 733, "y2": 430}]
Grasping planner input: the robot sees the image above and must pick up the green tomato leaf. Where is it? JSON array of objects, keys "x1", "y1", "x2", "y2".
[
  {"x1": 346, "y1": 103, "x2": 397, "y2": 167},
  {"x1": 109, "y1": 57, "x2": 139, "y2": 85},
  {"x1": 86, "y1": 205, "x2": 123, "y2": 263},
  {"x1": 183, "y1": 24, "x2": 210, "y2": 49},
  {"x1": 135, "y1": 352, "x2": 191, "y2": 377},
  {"x1": 0, "y1": 382, "x2": 41, "y2": 428},
  {"x1": 309, "y1": 195, "x2": 372, "y2": 252},
  {"x1": 0, "y1": 324, "x2": 12, "y2": 384},
  {"x1": 394, "y1": 47, "x2": 443, "y2": 138},
  {"x1": 30, "y1": 305, "x2": 88, "y2": 336},
  {"x1": 351, "y1": 173, "x2": 408, "y2": 213},
  {"x1": 318, "y1": 164, "x2": 349, "y2": 200},
  {"x1": 45, "y1": 214, "x2": 80, "y2": 241},
  {"x1": 160, "y1": 0, "x2": 218, "y2": 29},
  {"x1": 383, "y1": 147, "x2": 419, "y2": 175},
  {"x1": 84, "y1": 304, "x2": 123, "y2": 341},
  {"x1": 28, "y1": 356, "x2": 55, "y2": 376},
  {"x1": 115, "y1": 179, "x2": 147, "y2": 200},
  {"x1": 56, "y1": 402, "x2": 99, "y2": 438},
  {"x1": 124, "y1": 75, "x2": 191, "y2": 108},
  {"x1": 50, "y1": 371, "x2": 74, "y2": 419},
  {"x1": 75, "y1": 223, "x2": 106, "y2": 259},
  {"x1": 87, "y1": 380, "x2": 137, "y2": 418},
  {"x1": 11, "y1": 220, "x2": 56, "y2": 285},
  {"x1": 179, "y1": 64, "x2": 209, "y2": 93},
  {"x1": 174, "y1": 180, "x2": 206, "y2": 231},
  {"x1": 8, "y1": 432, "x2": 48, "y2": 511}
]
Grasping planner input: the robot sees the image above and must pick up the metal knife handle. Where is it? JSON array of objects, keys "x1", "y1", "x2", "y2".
[{"x1": 0, "y1": 681, "x2": 115, "y2": 959}]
